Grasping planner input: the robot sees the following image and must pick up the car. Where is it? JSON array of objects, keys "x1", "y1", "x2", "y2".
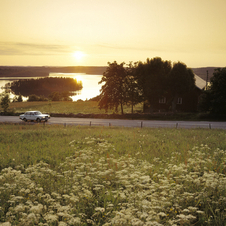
[{"x1": 19, "y1": 111, "x2": 50, "y2": 122}]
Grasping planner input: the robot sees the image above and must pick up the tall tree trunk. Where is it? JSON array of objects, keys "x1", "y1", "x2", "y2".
[{"x1": 121, "y1": 101, "x2": 124, "y2": 114}]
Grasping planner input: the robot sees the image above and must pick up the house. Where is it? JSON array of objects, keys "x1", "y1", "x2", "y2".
[
  {"x1": 144, "y1": 74, "x2": 206, "y2": 113},
  {"x1": 170, "y1": 74, "x2": 206, "y2": 112}
]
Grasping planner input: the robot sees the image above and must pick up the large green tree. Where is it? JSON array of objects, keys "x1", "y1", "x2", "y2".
[
  {"x1": 98, "y1": 61, "x2": 127, "y2": 114},
  {"x1": 167, "y1": 62, "x2": 196, "y2": 111},
  {"x1": 135, "y1": 57, "x2": 172, "y2": 111},
  {"x1": 198, "y1": 67, "x2": 226, "y2": 114},
  {"x1": 125, "y1": 62, "x2": 141, "y2": 113},
  {"x1": 0, "y1": 92, "x2": 10, "y2": 113}
]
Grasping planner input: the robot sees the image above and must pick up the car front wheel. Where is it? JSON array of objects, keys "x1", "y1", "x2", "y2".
[
  {"x1": 36, "y1": 118, "x2": 41, "y2": 122},
  {"x1": 23, "y1": 118, "x2": 27, "y2": 122}
]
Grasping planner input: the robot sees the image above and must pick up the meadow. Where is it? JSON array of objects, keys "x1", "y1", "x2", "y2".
[
  {"x1": 8, "y1": 101, "x2": 143, "y2": 115},
  {"x1": 0, "y1": 124, "x2": 226, "y2": 225}
]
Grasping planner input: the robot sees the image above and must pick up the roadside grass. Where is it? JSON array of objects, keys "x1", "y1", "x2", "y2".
[
  {"x1": 8, "y1": 101, "x2": 143, "y2": 115},
  {"x1": 0, "y1": 124, "x2": 226, "y2": 225}
]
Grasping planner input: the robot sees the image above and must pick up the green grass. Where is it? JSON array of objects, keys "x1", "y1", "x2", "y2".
[
  {"x1": 8, "y1": 101, "x2": 143, "y2": 115},
  {"x1": 0, "y1": 125, "x2": 226, "y2": 225}
]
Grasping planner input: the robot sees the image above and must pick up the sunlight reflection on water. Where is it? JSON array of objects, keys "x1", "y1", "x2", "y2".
[
  {"x1": 0, "y1": 73, "x2": 103, "y2": 101},
  {"x1": 49, "y1": 73, "x2": 103, "y2": 101}
]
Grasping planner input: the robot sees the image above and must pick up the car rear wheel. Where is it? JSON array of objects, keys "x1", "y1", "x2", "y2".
[
  {"x1": 36, "y1": 118, "x2": 41, "y2": 122},
  {"x1": 23, "y1": 118, "x2": 27, "y2": 122}
]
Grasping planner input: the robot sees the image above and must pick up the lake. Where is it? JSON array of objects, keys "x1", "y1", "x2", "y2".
[{"x1": 0, "y1": 73, "x2": 103, "y2": 101}]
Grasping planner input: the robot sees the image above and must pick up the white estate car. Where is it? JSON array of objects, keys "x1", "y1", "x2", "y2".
[{"x1": 19, "y1": 111, "x2": 50, "y2": 122}]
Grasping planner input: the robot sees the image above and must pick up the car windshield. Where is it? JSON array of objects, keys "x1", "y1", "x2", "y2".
[{"x1": 35, "y1": 111, "x2": 42, "y2": 115}]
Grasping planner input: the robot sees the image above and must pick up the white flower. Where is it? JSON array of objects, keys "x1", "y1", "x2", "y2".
[
  {"x1": 30, "y1": 204, "x2": 43, "y2": 214},
  {"x1": 68, "y1": 217, "x2": 81, "y2": 224},
  {"x1": 14, "y1": 204, "x2": 25, "y2": 212},
  {"x1": 182, "y1": 209, "x2": 190, "y2": 213},
  {"x1": 58, "y1": 222, "x2": 67, "y2": 226},
  {"x1": 44, "y1": 214, "x2": 58, "y2": 223},
  {"x1": 95, "y1": 207, "x2": 105, "y2": 212},
  {"x1": 0, "y1": 222, "x2": 11, "y2": 226},
  {"x1": 196, "y1": 210, "x2": 205, "y2": 215},
  {"x1": 158, "y1": 212, "x2": 167, "y2": 217}
]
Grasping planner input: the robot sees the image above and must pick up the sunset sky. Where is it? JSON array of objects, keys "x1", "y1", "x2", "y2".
[{"x1": 0, "y1": 0, "x2": 226, "y2": 67}]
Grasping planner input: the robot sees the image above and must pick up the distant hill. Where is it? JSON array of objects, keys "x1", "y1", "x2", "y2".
[
  {"x1": 0, "y1": 66, "x2": 107, "y2": 77},
  {"x1": 192, "y1": 67, "x2": 221, "y2": 82},
  {"x1": 0, "y1": 66, "x2": 222, "y2": 81}
]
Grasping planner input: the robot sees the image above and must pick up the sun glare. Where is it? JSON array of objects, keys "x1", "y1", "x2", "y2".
[
  {"x1": 74, "y1": 74, "x2": 83, "y2": 83},
  {"x1": 73, "y1": 51, "x2": 85, "y2": 61}
]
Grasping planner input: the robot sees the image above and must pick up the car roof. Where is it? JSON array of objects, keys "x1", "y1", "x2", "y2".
[{"x1": 25, "y1": 111, "x2": 40, "y2": 113}]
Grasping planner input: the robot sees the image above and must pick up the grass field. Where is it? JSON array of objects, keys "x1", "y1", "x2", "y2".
[
  {"x1": 8, "y1": 101, "x2": 143, "y2": 115},
  {"x1": 0, "y1": 124, "x2": 226, "y2": 225}
]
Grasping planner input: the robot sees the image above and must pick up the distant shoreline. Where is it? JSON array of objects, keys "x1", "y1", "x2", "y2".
[
  {"x1": 0, "y1": 66, "x2": 221, "y2": 81},
  {"x1": 0, "y1": 66, "x2": 107, "y2": 78}
]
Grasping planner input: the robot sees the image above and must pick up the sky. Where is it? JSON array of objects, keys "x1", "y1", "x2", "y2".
[{"x1": 0, "y1": 0, "x2": 226, "y2": 67}]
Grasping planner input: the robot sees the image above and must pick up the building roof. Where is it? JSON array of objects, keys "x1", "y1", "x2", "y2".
[{"x1": 195, "y1": 74, "x2": 206, "y2": 90}]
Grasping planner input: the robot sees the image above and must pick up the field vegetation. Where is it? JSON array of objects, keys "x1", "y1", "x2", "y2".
[
  {"x1": 8, "y1": 100, "x2": 143, "y2": 115},
  {"x1": 0, "y1": 124, "x2": 226, "y2": 225}
]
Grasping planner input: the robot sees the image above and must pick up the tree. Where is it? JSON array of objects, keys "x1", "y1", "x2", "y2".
[
  {"x1": 60, "y1": 91, "x2": 73, "y2": 101},
  {"x1": 49, "y1": 92, "x2": 60, "y2": 101},
  {"x1": 98, "y1": 61, "x2": 127, "y2": 114},
  {"x1": 135, "y1": 57, "x2": 172, "y2": 111},
  {"x1": 167, "y1": 62, "x2": 196, "y2": 112},
  {"x1": 12, "y1": 93, "x2": 23, "y2": 102},
  {"x1": 0, "y1": 92, "x2": 10, "y2": 113},
  {"x1": 125, "y1": 62, "x2": 141, "y2": 113},
  {"x1": 17, "y1": 93, "x2": 23, "y2": 102},
  {"x1": 28, "y1": 94, "x2": 40, "y2": 101},
  {"x1": 198, "y1": 68, "x2": 226, "y2": 114},
  {"x1": 9, "y1": 77, "x2": 83, "y2": 97}
]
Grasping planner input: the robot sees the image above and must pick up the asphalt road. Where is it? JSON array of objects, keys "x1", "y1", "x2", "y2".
[{"x1": 1, "y1": 115, "x2": 226, "y2": 129}]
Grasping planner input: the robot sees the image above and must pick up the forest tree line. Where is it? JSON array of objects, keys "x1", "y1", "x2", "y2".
[
  {"x1": 98, "y1": 57, "x2": 196, "y2": 114},
  {"x1": 7, "y1": 77, "x2": 82, "y2": 101},
  {"x1": 1, "y1": 57, "x2": 225, "y2": 115},
  {"x1": 98, "y1": 57, "x2": 226, "y2": 114}
]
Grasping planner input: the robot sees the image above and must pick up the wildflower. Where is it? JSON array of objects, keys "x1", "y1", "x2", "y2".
[
  {"x1": 0, "y1": 223, "x2": 11, "y2": 226},
  {"x1": 158, "y1": 212, "x2": 167, "y2": 217},
  {"x1": 95, "y1": 207, "x2": 105, "y2": 212},
  {"x1": 27, "y1": 213, "x2": 38, "y2": 224},
  {"x1": 196, "y1": 210, "x2": 205, "y2": 215},
  {"x1": 30, "y1": 204, "x2": 43, "y2": 214},
  {"x1": 69, "y1": 140, "x2": 75, "y2": 145},
  {"x1": 188, "y1": 206, "x2": 198, "y2": 212},
  {"x1": 58, "y1": 222, "x2": 67, "y2": 226},
  {"x1": 87, "y1": 219, "x2": 94, "y2": 224},
  {"x1": 68, "y1": 217, "x2": 81, "y2": 224},
  {"x1": 44, "y1": 214, "x2": 58, "y2": 223},
  {"x1": 182, "y1": 209, "x2": 190, "y2": 213},
  {"x1": 14, "y1": 204, "x2": 25, "y2": 212}
]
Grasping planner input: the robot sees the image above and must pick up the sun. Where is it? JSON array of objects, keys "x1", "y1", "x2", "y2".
[{"x1": 73, "y1": 51, "x2": 85, "y2": 61}]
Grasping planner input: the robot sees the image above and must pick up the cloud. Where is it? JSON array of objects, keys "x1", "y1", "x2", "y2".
[
  {"x1": 0, "y1": 42, "x2": 71, "y2": 55},
  {"x1": 96, "y1": 43, "x2": 188, "y2": 54}
]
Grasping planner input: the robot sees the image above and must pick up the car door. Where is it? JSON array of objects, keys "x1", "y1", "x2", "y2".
[
  {"x1": 30, "y1": 112, "x2": 36, "y2": 121},
  {"x1": 24, "y1": 112, "x2": 30, "y2": 120}
]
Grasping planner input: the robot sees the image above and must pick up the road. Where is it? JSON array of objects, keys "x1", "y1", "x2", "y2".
[{"x1": 1, "y1": 116, "x2": 226, "y2": 129}]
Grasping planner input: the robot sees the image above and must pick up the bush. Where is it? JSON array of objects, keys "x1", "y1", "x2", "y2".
[
  {"x1": 28, "y1": 94, "x2": 48, "y2": 102},
  {"x1": 0, "y1": 92, "x2": 10, "y2": 113}
]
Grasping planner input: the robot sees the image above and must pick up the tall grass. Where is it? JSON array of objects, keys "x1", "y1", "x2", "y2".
[{"x1": 0, "y1": 125, "x2": 226, "y2": 225}]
